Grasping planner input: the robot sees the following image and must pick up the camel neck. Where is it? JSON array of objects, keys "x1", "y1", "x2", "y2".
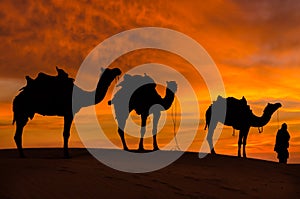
[
  {"x1": 73, "y1": 75, "x2": 114, "y2": 110},
  {"x1": 161, "y1": 87, "x2": 175, "y2": 110},
  {"x1": 250, "y1": 108, "x2": 277, "y2": 127},
  {"x1": 94, "y1": 76, "x2": 112, "y2": 104}
]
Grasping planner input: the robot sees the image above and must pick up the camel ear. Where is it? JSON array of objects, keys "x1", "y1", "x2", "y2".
[{"x1": 100, "y1": 68, "x2": 105, "y2": 73}]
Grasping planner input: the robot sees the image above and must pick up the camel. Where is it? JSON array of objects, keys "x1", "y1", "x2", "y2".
[
  {"x1": 13, "y1": 67, "x2": 121, "y2": 158},
  {"x1": 108, "y1": 73, "x2": 177, "y2": 151},
  {"x1": 204, "y1": 96, "x2": 282, "y2": 158}
]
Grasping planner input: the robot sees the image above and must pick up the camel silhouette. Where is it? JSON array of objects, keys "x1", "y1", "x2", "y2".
[
  {"x1": 13, "y1": 67, "x2": 121, "y2": 158},
  {"x1": 204, "y1": 96, "x2": 282, "y2": 158},
  {"x1": 108, "y1": 73, "x2": 177, "y2": 151}
]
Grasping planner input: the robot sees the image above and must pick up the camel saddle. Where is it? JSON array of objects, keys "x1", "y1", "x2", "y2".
[
  {"x1": 215, "y1": 96, "x2": 252, "y2": 129},
  {"x1": 20, "y1": 66, "x2": 74, "y2": 92},
  {"x1": 110, "y1": 73, "x2": 155, "y2": 105}
]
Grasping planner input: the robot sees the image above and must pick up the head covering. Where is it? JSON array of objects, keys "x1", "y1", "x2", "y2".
[{"x1": 281, "y1": 123, "x2": 287, "y2": 130}]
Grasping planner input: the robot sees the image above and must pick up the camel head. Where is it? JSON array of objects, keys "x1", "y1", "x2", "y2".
[
  {"x1": 166, "y1": 81, "x2": 178, "y2": 93},
  {"x1": 264, "y1": 102, "x2": 282, "y2": 114},
  {"x1": 100, "y1": 67, "x2": 121, "y2": 82}
]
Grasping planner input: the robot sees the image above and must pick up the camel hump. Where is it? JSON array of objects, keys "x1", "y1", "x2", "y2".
[
  {"x1": 226, "y1": 96, "x2": 250, "y2": 114},
  {"x1": 35, "y1": 67, "x2": 73, "y2": 82},
  {"x1": 20, "y1": 67, "x2": 74, "y2": 92},
  {"x1": 110, "y1": 74, "x2": 155, "y2": 105},
  {"x1": 212, "y1": 96, "x2": 251, "y2": 129},
  {"x1": 117, "y1": 74, "x2": 155, "y2": 88},
  {"x1": 227, "y1": 96, "x2": 248, "y2": 107},
  {"x1": 216, "y1": 96, "x2": 247, "y2": 107},
  {"x1": 214, "y1": 95, "x2": 251, "y2": 113}
]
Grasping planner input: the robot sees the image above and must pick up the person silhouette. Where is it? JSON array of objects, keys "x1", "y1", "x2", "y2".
[{"x1": 274, "y1": 123, "x2": 290, "y2": 163}]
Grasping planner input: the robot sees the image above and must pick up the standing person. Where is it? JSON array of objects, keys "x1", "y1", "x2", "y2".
[{"x1": 274, "y1": 123, "x2": 290, "y2": 163}]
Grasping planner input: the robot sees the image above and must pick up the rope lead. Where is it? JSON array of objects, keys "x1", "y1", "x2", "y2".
[{"x1": 171, "y1": 98, "x2": 181, "y2": 151}]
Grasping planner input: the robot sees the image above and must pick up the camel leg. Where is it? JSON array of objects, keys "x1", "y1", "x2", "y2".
[
  {"x1": 242, "y1": 128, "x2": 249, "y2": 158},
  {"x1": 117, "y1": 118, "x2": 129, "y2": 151},
  {"x1": 63, "y1": 115, "x2": 73, "y2": 158},
  {"x1": 14, "y1": 116, "x2": 28, "y2": 158},
  {"x1": 152, "y1": 111, "x2": 161, "y2": 151},
  {"x1": 206, "y1": 122, "x2": 217, "y2": 154},
  {"x1": 138, "y1": 114, "x2": 147, "y2": 151},
  {"x1": 238, "y1": 131, "x2": 243, "y2": 158},
  {"x1": 238, "y1": 127, "x2": 250, "y2": 158}
]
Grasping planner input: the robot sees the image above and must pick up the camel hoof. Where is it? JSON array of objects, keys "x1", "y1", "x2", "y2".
[
  {"x1": 64, "y1": 152, "x2": 70, "y2": 159},
  {"x1": 138, "y1": 147, "x2": 145, "y2": 152},
  {"x1": 138, "y1": 144, "x2": 145, "y2": 152},
  {"x1": 19, "y1": 154, "x2": 26, "y2": 158},
  {"x1": 153, "y1": 147, "x2": 159, "y2": 151},
  {"x1": 64, "y1": 154, "x2": 71, "y2": 159},
  {"x1": 18, "y1": 150, "x2": 26, "y2": 158},
  {"x1": 211, "y1": 149, "x2": 216, "y2": 155}
]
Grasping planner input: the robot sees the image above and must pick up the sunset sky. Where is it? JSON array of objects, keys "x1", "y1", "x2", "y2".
[{"x1": 0, "y1": 0, "x2": 299, "y2": 163}]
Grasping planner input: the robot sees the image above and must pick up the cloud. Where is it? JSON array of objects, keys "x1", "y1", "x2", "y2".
[
  {"x1": 1, "y1": 0, "x2": 299, "y2": 77},
  {"x1": 0, "y1": 0, "x2": 179, "y2": 78},
  {"x1": 1, "y1": 0, "x2": 299, "y2": 105}
]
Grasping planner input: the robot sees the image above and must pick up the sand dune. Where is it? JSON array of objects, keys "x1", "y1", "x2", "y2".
[{"x1": 0, "y1": 148, "x2": 299, "y2": 199}]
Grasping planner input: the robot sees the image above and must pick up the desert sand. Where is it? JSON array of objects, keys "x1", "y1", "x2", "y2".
[{"x1": 0, "y1": 148, "x2": 299, "y2": 199}]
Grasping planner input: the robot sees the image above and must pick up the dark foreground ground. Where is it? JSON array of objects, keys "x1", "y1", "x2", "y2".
[{"x1": 0, "y1": 148, "x2": 299, "y2": 199}]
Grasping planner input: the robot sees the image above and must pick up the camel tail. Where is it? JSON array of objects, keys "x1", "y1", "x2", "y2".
[{"x1": 204, "y1": 123, "x2": 207, "y2": 130}]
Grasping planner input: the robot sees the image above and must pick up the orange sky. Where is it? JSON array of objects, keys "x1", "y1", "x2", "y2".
[{"x1": 0, "y1": 0, "x2": 299, "y2": 163}]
